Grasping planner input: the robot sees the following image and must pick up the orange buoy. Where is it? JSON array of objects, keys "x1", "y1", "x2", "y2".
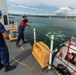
[
  {"x1": 59, "y1": 51, "x2": 63, "y2": 56},
  {"x1": 68, "y1": 54, "x2": 73, "y2": 60},
  {"x1": 74, "y1": 57, "x2": 76, "y2": 63}
]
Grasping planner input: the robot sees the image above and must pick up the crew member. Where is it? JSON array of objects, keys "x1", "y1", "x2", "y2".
[
  {"x1": 16, "y1": 14, "x2": 32, "y2": 47},
  {"x1": 0, "y1": 10, "x2": 16, "y2": 72}
]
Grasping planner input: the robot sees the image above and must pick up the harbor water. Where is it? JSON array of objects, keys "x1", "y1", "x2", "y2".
[{"x1": 9, "y1": 15, "x2": 76, "y2": 49}]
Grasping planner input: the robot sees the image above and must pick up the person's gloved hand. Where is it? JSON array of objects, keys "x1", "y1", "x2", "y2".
[
  {"x1": 28, "y1": 25, "x2": 31, "y2": 27},
  {"x1": 27, "y1": 25, "x2": 31, "y2": 27}
]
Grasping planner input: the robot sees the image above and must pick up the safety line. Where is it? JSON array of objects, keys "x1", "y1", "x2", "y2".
[{"x1": 8, "y1": 40, "x2": 38, "y2": 70}]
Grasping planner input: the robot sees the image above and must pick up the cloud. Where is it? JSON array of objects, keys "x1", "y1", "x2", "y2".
[
  {"x1": 8, "y1": 9, "x2": 25, "y2": 14},
  {"x1": 55, "y1": 7, "x2": 71, "y2": 13},
  {"x1": 17, "y1": 5, "x2": 29, "y2": 9},
  {"x1": 18, "y1": 5, "x2": 41, "y2": 10},
  {"x1": 29, "y1": 7, "x2": 41, "y2": 10},
  {"x1": 8, "y1": 9, "x2": 43, "y2": 15},
  {"x1": 40, "y1": 0, "x2": 76, "y2": 7},
  {"x1": 7, "y1": 0, "x2": 76, "y2": 15},
  {"x1": 8, "y1": 0, "x2": 76, "y2": 8},
  {"x1": 11, "y1": 4, "x2": 16, "y2": 6},
  {"x1": 55, "y1": 7, "x2": 76, "y2": 16},
  {"x1": 7, "y1": 0, "x2": 42, "y2": 6},
  {"x1": 11, "y1": 4, "x2": 41, "y2": 10}
]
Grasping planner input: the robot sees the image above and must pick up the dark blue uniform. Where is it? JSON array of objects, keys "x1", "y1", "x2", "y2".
[
  {"x1": 0, "y1": 22, "x2": 9, "y2": 67},
  {"x1": 16, "y1": 18, "x2": 28, "y2": 45}
]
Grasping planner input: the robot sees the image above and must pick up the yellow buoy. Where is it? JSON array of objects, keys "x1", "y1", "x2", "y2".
[{"x1": 32, "y1": 41, "x2": 50, "y2": 68}]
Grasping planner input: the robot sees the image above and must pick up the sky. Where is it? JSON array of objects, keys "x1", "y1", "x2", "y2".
[{"x1": 7, "y1": 0, "x2": 76, "y2": 16}]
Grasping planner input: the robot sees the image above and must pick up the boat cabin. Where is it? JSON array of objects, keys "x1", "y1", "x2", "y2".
[{"x1": 0, "y1": 0, "x2": 12, "y2": 30}]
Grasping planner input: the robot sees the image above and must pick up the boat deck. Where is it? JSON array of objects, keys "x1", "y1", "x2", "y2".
[
  {"x1": 1, "y1": 39, "x2": 59, "y2": 75},
  {"x1": 53, "y1": 42, "x2": 76, "y2": 75}
]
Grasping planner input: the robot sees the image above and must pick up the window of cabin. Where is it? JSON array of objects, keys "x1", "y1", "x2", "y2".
[{"x1": 3, "y1": 15, "x2": 8, "y2": 25}]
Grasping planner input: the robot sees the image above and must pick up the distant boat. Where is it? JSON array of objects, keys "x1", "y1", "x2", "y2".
[{"x1": 49, "y1": 17, "x2": 51, "y2": 18}]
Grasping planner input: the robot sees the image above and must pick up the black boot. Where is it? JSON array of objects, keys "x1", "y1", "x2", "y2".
[
  {"x1": 23, "y1": 41, "x2": 28, "y2": 43},
  {"x1": 0, "y1": 64, "x2": 4, "y2": 70},
  {"x1": 16, "y1": 44, "x2": 21, "y2": 47},
  {"x1": 5, "y1": 65, "x2": 16, "y2": 72}
]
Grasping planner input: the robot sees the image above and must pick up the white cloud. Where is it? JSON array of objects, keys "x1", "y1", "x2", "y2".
[
  {"x1": 56, "y1": 7, "x2": 71, "y2": 13},
  {"x1": 11, "y1": 4, "x2": 16, "y2": 6},
  {"x1": 55, "y1": 7, "x2": 76, "y2": 16},
  {"x1": 17, "y1": 5, "x2": 29, "y2": 9},
  {"x1": 8, "y1": 9, "x2": 25, "y2": 14},
  {"x1": 7, "y1": 0, "x2": 76, "y2": 15},
  {"x1": 40, "y1": 0, "x2": 76, "y2": 7},
  {"x1": 16, "y1": 5, "x2": 41, "y2": 10},
  {"x1": 7, "y1": 0, "x2": 41, "y2": 6},
  {"x1": 8, "y1": 0, "x2": 76, "y2": 7},
  {"x1": 30, "y1": 8, "x2": 41, "y2": 10},
  {"x1": 8, "y1": 9, "x2": 43, "y2": 15}
]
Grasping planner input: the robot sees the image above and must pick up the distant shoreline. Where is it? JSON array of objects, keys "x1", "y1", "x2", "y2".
[
  {"x1": 8, "y1": 13, "x2": 51, "y2": 18},
  {"x1": 8, "y1": 13, "x2": 76, "y2": 21}
]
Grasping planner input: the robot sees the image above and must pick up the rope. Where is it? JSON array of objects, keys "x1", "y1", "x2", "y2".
[{"x1": 8, "y1": 40, "x2": 38, "y2": 70}]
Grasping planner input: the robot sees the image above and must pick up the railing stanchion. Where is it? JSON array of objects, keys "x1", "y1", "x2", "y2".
[
  {"x1": 33, "y1": 28, "x2": 36, "y2": 43},
  {"x1": 48, "y1": 35, "x2": 54, "y2": 70}
]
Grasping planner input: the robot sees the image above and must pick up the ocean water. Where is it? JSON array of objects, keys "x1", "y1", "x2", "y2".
[{"x1": 9, "y1": 16, "x2": 76, "y2": 49}]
